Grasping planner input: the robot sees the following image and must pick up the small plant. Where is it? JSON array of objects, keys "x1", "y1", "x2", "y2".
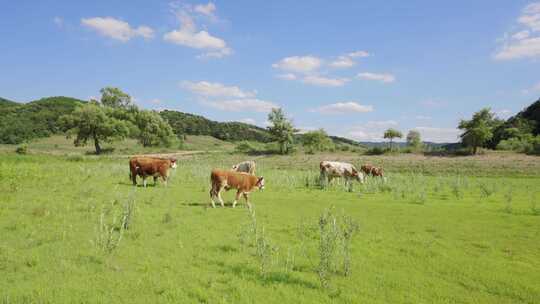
[
  {"x1": 478, "y1": 181, "x2": 496, "y2": 199},
  {"x1": 15, "y1": 144, "x2": 28, "y2": 155}
]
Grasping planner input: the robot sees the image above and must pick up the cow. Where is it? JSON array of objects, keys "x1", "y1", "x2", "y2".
[
  {"x1": 209, "y1": 169, "x2": 264, "y2": 209},
  {"x1": 231, "y1": 160, "x2": 256, "y2": 175},
  {"x1": 361, "y1": 164, "x2": 386, "y2": 181},
  {"x1": 129, "y1": 157, "x2": 177, "y2": 187},
  {"x1": 319, "y1": 161, "x2": 365, "y2": 191}
]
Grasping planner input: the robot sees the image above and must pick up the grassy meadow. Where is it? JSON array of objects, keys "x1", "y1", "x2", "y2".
[{"x1": 1, "y1": 141, "x2": 540, "y2": 303}]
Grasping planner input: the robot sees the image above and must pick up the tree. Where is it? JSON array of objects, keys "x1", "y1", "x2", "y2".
[
  {"x1": 302, "y1": 129, "x2": 334, "y2": 153},
  {"x1": 406, "y1": 130, "x2": 422, "y2": 150},
  {"x1": 267, "y1": 108, "x2": 295, "y2": 154},
  {"x1": 458, "y1": 108, "x2": 501, "y2": 154},
  {"x1": 384, "y1": 128, "x2": 403, "y2": 150},
  {"x1": 99, "y1": 87, "x2": 132, "y2": 108},
  {"x1": 59, "y1": 104, "x2": 129, "y2": 154},
  {"x1": 134, "y1": 110, "x2": 176, "y2": 147}
]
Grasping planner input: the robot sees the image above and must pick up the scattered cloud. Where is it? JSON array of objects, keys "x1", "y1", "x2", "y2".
[
  {"x1": 81, "y1": 17, "x2": 154, "y2": 42},
  {"x1": 194, "y1": 2, "x2": 216, "y2": 18},
  {"x1": 202, "y1": 99, "x2": 277, "y2": 112},
  {"x1": 364, "y1": 120, "x2": 398, "y2": 128},
  {"x1": 302, "y1": 75, "x2": 349, "y2": 87},
  {"x1": 149, "y1": 98, "x2": 161, "y2": 105},
  {"x1": 495, "y1": 109, "x2": 513, "y2": 118},
  {"x1": 494, "y1": 2, "x2": 540, "y2": 60},
  {"x1": 345, "y1": 120, "x2": 399, "y2": 142},
  {"x1": 357, "y1": 72, "x2": 395, "y2": 83},
  {"x1": 276, "y1": 73, "x2": 297, "y2": 80},
  {"x1": 413, "y1": 127, "x2": 460, "y2": 143},
  {"x1": 164, "y1": 4, "x2": 231, "y2": 58},
  {"x1": 272, "y1": 56, "x2": 322, "y2": 73},
  {"x1": 181, "y1": 81, "x2": 256, "y2": 98},
  {"x1": 348, "y1": 50, "x2": 370, "y2": 58},
  {"x1": 329, "y1": 56, "x2": 355, "y2": 68},
  {"x1": 53, "y1": 16, "x2": 63, "y2": 27},
  {"x1": 311, "y1": 102, "x2": 374, "y2": 114}
]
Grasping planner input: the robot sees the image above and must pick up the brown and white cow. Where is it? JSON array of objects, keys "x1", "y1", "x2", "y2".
[
  {"x1": 361, "y1": 164, "x2": 386, "y2": 181},
  {"x1": 129, "y1": 156, "x2": 177, "y2": 187},
  {"x1": 231, "y1": 160, "x2": 256, "y2": 175},
  {"x1": 319, "y1": 161, "x2": 365, "y2": 191},
  {"x1": 209, "y1": 169, "x2": 264, "y2": 209}
]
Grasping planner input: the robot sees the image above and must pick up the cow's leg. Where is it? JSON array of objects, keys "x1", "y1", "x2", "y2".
[
  {"x1": 233, "y1": 190, "x2": 242, "y2": 208},
  {"x1": 217, "y1": 186, "x2": 225, "y2": 207},
  {"x1": 142, "y1": 175, "x2": 148, "y2": 188},
  {"x1": 153, "y1": 175, "x2": 158, "y2": 186},
  {"x1": 131, "y1": 171, "x2": 137, "y2": 186},
  {"x1": 319, "y1": 171, "x2": 326, "y2": 188},
  {"x1": 209, "y1": 188, "x2": 217, "y2": 208},
  {"x1": 243, "y1": 192, "x2": 252, "y2": 210}
]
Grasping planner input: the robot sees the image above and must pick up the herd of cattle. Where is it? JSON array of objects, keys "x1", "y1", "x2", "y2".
[{"x1": 128, "y1": 157, "x2": 385, "y2": 209}]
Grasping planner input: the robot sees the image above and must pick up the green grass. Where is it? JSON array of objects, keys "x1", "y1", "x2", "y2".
[{"x1": 1, "y1": 153, "x2": 539, "y2": 303}]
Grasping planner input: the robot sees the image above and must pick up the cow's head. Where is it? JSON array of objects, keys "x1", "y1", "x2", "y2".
[
  {"x1": 231, "y1": 164, "x2": 238, "y2": 171},
  {"x1": 256, "y1": 176, "x2": 265, "y2": 190},
  {"x1": 170, "y1": 158, "x2": 178, "y2": 169},
  {"x1": 353, "y1": 170, "x2": 365, "y2": 184}
]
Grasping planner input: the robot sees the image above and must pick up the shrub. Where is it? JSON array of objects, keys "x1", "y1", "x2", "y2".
[
  {"x1": 365, "y1": 146, "x2": 387, "y2": 155},
  {"x1": 15, "y1": 144, "x2": 28, "y2": 155}
]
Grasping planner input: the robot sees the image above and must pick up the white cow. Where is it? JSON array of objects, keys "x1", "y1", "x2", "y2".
[
  {"x1": 319, "y1": 161, "x2": 365, "y2": 191},
  {"x1": 232, "y1": 160, "x2": 256, "y2": 175}
]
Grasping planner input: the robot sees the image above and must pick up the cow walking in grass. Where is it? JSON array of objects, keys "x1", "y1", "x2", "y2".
[
  {"x1": 232, "y1": 160, "x2": 256, "y2": 175},
  {"x1": 361, "y1": 164, "x2": 386, "y2": 182},
  {"x1": 319, "y1": 161, "x2": 365, "y2": 191},
  {"x1": 210, "y1": 169, "x2": 265, "y2": 209},
  {"x1": 129, "y1": 157, "x2": 177, "y2": 187}
]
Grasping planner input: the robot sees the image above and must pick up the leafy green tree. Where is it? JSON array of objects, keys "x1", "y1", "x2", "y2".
[
  {"x1": 99, "y1": 87, "x2": 132, "y2": 108},
  {"x1": 60, "y1": 104, "x2": 129, "y2": 154},
  {"x1": 302, "y1": 129, "x2": 334, "y2": 153},
  {"x1": 267, "y1": 108, "x2": 295, "y2": 154},
  {"x1": 134, "y1": 110, "x2": 176, "y2": 147},
  {"x1": 458, "y1": 108, "x2": 501, "y2": 154},
  {"x1": 406, "y1": 130, "x2": 422, "y2": 150},
  {"x1": 384, "y1": 128, "x2": 403, "y2": 150}
]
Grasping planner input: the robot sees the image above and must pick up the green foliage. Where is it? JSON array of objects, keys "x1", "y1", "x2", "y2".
[
  {"x1": 15, "y1": 144, "x2": 28, "y2": 155},
  {"x1": 302, "y1": 129, "x2": 334, "y2": 153},
  {"x1": 0, "y1": 96, "x2": 84, "y2": 144},
  {"x1": 59, "y1": 104, "x2": 129, "y2": 154},
  {"x1": 383, "y1": 128, "x2": 403, "y2": 150},
  {"x1": 458, "y1": 108, "x2": 502, "y2": 154},
  {"x1": 267, "y1": 108, "x2": 295, "y2": 154},
  {"x1": 134, "y1": 110, "x2": 176, "y2": 147},
  {"x1": 406, "y1": 130, "x2": 422, "y2": 150},
  {"x1": 99, "y1": 87, "x2": 132, "y2": 108}
]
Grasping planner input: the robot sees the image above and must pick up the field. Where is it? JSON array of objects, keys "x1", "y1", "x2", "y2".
[{"x1": 1, "y1": 147, "x2": 540, "y2": 303}]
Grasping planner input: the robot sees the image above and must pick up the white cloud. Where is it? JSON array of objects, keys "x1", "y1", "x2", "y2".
[
  {"x1": 302, "y1": 75, "x2": 349, "y2": 87},
  {"x1": 413, "y1": 127, "x2": 460, "y2": 143},
  {"x1": 53, "y1": 16, "x2": 63, "y2": 27},
  {"x1": 239, "y1": 118, "x2": 256, "y2": 124},
  {"x1": 357, "y1": 72, "x2": 395, "y2": 83},
  {"x1": 344, "y1": 120, "x2": 398, "y2": 141},
  {"x1": 81, "y1": 17, "x2": 154, "y2": 42},
  {"x1": 202, "y1": 99, "x2": 277, "y2": 112},
  {"x1": 364, "y1": 120, "x2": 398, "y2": 128},
  {"x1": 276, "y1": 73, "x2": 297, "y2": 80},
  {"x1": 272, "y1": 56, "x2": 322, "y2": 73},
  {"x1": 311, "y1": 102, "x2": 373, "y2": 114},
  {"x1": 329, "y1": 56, "x2": 355, "y2": 68},
  {"x1": 348, "y1": 50, "x2": 370, "y2": 58},
  {"x1": 194, "y1": 2, "x2": 216, "y2": 17},
  {"x1": 182, "y1": 81, "x2": 255, "y2": 98},
  {"x1": 163, "y1": 7, "x2": 231, "y2": 57},
  {"x1": 150, "y1": 98, "x2": 161, "y2": 105},
  {"x1": 495, "y1": 109, "x2": 513, "y2": 118},
  {"x1": 494, "y1": 2, "x2": 540, "y2": 60}
]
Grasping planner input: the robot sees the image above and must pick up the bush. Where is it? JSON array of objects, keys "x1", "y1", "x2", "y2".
[
  {"x1": 496, "y1": 137, "x2": 532, "y2": 152},
  {"x1": 235, "y1": 141, "x2": 257, "y2": 154},
  {"x1": 364, "y1": 146, "x2": 388, "y2": 155},
  {"x1": 15, "y1": 144, "x2": 28, "y2": 155}
]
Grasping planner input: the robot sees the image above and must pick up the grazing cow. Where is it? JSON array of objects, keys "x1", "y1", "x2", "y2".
[
  {"x1": 231, "y1": 160, "x2": 256, "y2": 175},
  {"x1": 129, "y1": 157, "x2": 177, "y2": 187},
  {"x1": 361, "y1": 164, "x2": 386, "y2": 181},
  {"x1": 210, "y1": 169, "x2": 264, "y2": 209},
  {"x1": 319, "y1": 161, "x2": 364, "y2": 191}
]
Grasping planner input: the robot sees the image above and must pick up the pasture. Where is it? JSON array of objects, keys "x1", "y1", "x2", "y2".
[{"x1": 1, "y1": 152, "x2": 539, "y2": 303}]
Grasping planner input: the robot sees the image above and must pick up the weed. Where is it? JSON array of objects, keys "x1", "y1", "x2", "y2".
[
  {"x1": 318, "y1": 208, "x2": 339, "y2": 289},
  {"x1": 339, "y1": 214, "x2": 359, "y2": 276}
]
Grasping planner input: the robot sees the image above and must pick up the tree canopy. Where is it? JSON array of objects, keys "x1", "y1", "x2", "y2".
[
  {"x1": 302, "y1": 129, "x2": 334, "y2": 153},
  {"x1": 406, "y1": 130, "x2": 422, "y2": 149},
  {"x1": 267, "y1": 108, "x2": 295, "y2": 154},
  {"x1": 458, "y1": 108, "x2": 502, "y2": 154},
  {"x1": 384, "y1": 128, "x2": 403, "y2": 150},
  {"x1": 99, "y1": 87, "x2": 132, "y2": 108},
  {"x1": 134, "y1": 110, "x2": 176, "y2": 147}
]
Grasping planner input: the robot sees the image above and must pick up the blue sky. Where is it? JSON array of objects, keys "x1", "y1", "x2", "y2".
[{"x1": 1, "y1": 0, "x2": 539, "y2": 142}]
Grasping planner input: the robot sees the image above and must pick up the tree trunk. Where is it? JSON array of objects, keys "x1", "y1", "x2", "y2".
[{"x1": 94, "y1": 136, "x2": 102, "y2": 155}]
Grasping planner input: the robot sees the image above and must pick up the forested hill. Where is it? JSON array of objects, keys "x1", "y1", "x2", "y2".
[
  {"x1": 490, "y1": 98, "x2": 540, "y2": 148},
  {"x1": 160, "y1": 110, "x2": 273, "y2": 142},
  {"x1": 0, "y1": 96, "x2": 84, "y2": 144}
]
